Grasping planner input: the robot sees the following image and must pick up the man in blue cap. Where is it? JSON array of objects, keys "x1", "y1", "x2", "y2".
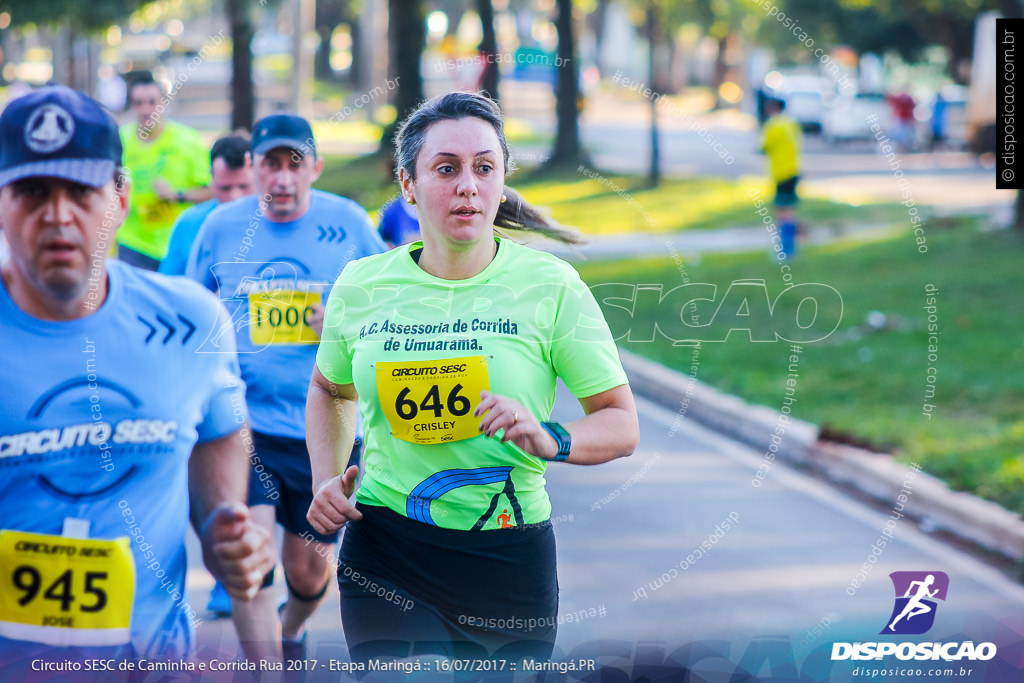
[
  {"x1": 187, "y1": 113, "x2": 384, "y2": 663},
  {"x1": 0, "y1": 86, "x2": 275, "y2": 672}
]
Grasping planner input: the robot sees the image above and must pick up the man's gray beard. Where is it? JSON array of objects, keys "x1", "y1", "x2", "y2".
[{"x1": 41, "y1": 270, "x2": 87, "y2": 303}]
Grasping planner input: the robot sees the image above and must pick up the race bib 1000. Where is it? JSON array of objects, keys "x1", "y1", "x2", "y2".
[
  {"x1": 376, "y1": 356, "x2": 490, "y2": 445},
  {"x1": 0, "y1": 530, "x2": 135, "y2": 647},
  {"x1": 248, "y1": 290, "x2": 322, "y2": 345}
]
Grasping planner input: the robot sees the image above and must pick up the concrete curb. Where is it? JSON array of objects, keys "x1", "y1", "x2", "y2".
[{"x1": 620, "y1": 348, "x2": 1024, "y2": 564}]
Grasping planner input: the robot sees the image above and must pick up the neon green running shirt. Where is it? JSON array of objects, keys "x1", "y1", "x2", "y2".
[
  {"x1": 316, "y1": 238, "x2": 628, "y2": 530},
  {"x1": 119, "y1": 121, "x2": 211, "y2": 260}
]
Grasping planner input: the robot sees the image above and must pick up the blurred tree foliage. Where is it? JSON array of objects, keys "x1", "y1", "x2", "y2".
[
  {"x1": 0, "y1": 0, "x2": 146, "y2": 33},
  {"x1": 742, "y1": 0, "x2": 1000, "y2": 83}
]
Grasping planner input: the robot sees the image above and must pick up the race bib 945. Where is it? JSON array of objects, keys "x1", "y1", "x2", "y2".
[
  {"x1": 376, "y1": 356, "x2": 490, "y2": 445},
  {"x1": 0, "y1": 530, "x2": 135, "y2": 647}
]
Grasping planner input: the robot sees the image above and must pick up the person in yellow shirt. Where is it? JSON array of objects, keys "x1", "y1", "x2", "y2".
[
  {"x1": 760, "y1": 96, "x2": 801, "y2": 259},
  {"x1": 117, "y1": 75, "x2": 213, "y2": 270}
]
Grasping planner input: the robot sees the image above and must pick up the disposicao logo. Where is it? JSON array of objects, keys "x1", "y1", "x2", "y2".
[
  {"x1": 831, "y1": 571, "x2": 997, "y2": 662},
  {"x1": 881, "y1": 570, "x2": 948, "y2": 635}
]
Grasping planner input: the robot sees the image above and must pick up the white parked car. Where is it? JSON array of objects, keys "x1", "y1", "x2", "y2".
[
  {"x1": 822, "y1": 93, "x2": 893, "y2": 144},
  {"x1": 767, "y1": 75, "x2": 834, "y2": 133}
]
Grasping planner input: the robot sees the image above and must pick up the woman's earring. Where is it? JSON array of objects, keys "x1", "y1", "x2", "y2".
[
  {"x1": 407, "y1": 197, "x2": 416, "y2": 205},
  {"x1": 500, "y1": 194, "x2": 507, "y2": 203}
]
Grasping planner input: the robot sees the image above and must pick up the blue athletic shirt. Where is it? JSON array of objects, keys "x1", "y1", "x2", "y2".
[
  {"x1": 0, "y1": 260, "x2": 245, "y2": 665},
  {"x1": 159, "y1": 198, "x2": 219, "y2": 276},
  {"x1": 186, "y1": 189, "x2": 386, "y2": 439},
  {"x1": 377, "y1": 195, "x2": 420, "y2": 246}
]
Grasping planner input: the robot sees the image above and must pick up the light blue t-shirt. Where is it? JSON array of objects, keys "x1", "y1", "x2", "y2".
[
  {"x1": 0, "y1": 260, "x2": 245, "y2": 665},
  {"x1": 159, "y1": 199, "x2": 219, "y2": 276},
  {"x1": 186, "y1": 189, "x2": 385, "y2": 439},
  {"x1": 378, "y1": 195, "x2": 420, "y2": 246}
]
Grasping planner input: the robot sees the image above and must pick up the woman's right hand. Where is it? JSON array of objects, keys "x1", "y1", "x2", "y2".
[{"x1": 307, "y1": 464, "x2": 363, "y2": 534}]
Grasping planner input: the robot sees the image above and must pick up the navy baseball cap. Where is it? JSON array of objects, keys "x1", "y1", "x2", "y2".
[
  {"x1": 252, "y1": 114, "x2": 316, "y2": 157},
  {"x1": 0, "y1": 85, "x2": 122, "y2": 188}
]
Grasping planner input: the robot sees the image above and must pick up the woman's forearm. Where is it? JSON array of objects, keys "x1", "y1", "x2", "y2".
[
  {"x1": 306, "y1": 370, "x2": 358, "y2": 491},
  {"x1": 562, "y1": 405, "x2": 639, "y2": 465},
  {"x1": 561, "y1": 384, "x2": 639, "y2": 465}
]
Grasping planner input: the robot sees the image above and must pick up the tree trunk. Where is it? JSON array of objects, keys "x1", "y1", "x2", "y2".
[
  {"x1": 476, "y1": 0, "x2": 499, "y2": 101},
  {"x1": 228, "y1": 0, "x2": 255, "y2": 131},
  {"x1": 445, "y1": 8, "x2": 465, "y2": 37},
  {"x1": 646, "y1": 3, "x2": 659, "y2": 187},
  {"x1": 712, "y1": 34, "x2": 728, "y2": 109},
  {"x1": 67, "y1": 23, "x2": 78, "y2": 90},
  {"x1": 0, "y1": 28, "x2": 10, "y2": 86},
  {"x1": 348, "y1": 20, "x2": 362, "y2": 86},
  {"x1": 1000, "y1": 0, "x2": 1024, "y2": 230},
  {"x1": 589, "y1": 0, "x2": 610, "y2": 76},
  {"x1": 381, "y1": 0, "x2": 425, "y2": 153},
  {"x1": 51, "y1": 24, "x2": 70, "y2": 88},
  {"x1": 664, "y1": 28, "x2": 678, "y2": 92},
  {"x1": 315, "y1": 23, "x2": 335, "y2": 81},
  {"x1": 549, "y1": 0, "x2": 580, "y2": 166}
]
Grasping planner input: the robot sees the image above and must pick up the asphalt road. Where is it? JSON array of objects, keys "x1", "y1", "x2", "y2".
[{"x1": 185, "y1": 380, "x2": 1024, "y2": 682}]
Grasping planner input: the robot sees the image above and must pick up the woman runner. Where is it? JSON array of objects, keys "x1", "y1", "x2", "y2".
[{"x1": 306, "y1": 91, "x2": 639, "y2": 666}]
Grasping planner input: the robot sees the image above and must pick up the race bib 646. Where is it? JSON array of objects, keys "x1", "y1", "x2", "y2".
[{"x1": 376, "y1": 356, "x2": 489, "y2": 445}]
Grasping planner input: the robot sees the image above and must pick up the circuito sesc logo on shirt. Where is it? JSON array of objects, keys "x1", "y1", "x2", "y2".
[{"x1": 880, "y1": 571, "x2": 949, "y2": 635}]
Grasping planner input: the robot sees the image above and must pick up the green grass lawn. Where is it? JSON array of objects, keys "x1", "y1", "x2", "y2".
[
  {"x1": 575, "y1": 223, "x2": 1024, "y2": 516},
  {"x1": 317, "y1": 154, "x2": 910, "y2": 233}
]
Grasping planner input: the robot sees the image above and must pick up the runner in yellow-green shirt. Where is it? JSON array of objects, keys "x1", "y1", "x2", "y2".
[
  {"x1": 306, "y1": 92, "x2": 640, "y2": 664},
  {"x1": 118, "y1": 75, "x2": 212, "y2": 270},
  {"x1": 760, "y1": 96, "x2": 802, "y2": 259}
]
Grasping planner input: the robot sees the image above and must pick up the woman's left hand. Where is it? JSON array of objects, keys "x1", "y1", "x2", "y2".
[{"x1": 475, "y1": 391, "x2": 559, "y2": 460}]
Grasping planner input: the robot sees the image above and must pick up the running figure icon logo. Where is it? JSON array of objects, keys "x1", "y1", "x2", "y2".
[{"x1": 880, "y1": 571, "x2": 949, "y2": 635}]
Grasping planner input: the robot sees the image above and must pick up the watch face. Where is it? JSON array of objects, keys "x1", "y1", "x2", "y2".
[{"x1": 544, "y1": 422, "x2": 571, "y2": 455}]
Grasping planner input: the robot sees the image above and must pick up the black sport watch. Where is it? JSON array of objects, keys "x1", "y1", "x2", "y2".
[{"x1": 540, "y1": 422, "x2": 571, "y2": 462}]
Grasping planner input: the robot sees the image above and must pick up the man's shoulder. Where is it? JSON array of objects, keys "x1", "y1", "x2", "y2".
[
  {"x1": 499, "y1": 238, "x2": 580, "y2": 280},
  {"x1": 177, "y1": 199, "x2": 219, "y2": 224},
  {"x1": 764, "y1": 115, "x2": 799, "y2": 139},
  {"x1": 119, "y1": 123, "x2": 140, "y2": 150},
  {"x1": 204, "y1": 195, "x2": 259, "y2": 225},
  {"x1": 337, "y1": 245, "x2": 405, "y2": 281},
  {"x1": 778, "y1": 114, "x2": 800, "y2": 132},
  {"x1": 165, "y1": 120, "x2": 204, "y2": 141},
  {"x1": 310, "y1": 189, "x2": 370, "y2": 218},
  {"x1": 112, "y1": 260, "x2": 223, "y2": 322}
]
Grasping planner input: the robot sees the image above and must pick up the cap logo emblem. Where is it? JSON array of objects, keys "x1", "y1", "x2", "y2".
[{"x1": 25, "y1": 104, "x2": 75, "y2": 154}]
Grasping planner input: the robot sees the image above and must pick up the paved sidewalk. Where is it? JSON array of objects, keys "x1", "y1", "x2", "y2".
[{"x1": 533, "y1": 221, "x2": 902, "y2": 262}]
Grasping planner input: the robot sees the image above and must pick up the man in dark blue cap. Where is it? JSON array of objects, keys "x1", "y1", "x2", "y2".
[
  {"x1": 0, "y1": 85, "x2": 275, "y2": 672},
  {"x1": 186, "y1": 113, "x2": 384, "y2": 663}
]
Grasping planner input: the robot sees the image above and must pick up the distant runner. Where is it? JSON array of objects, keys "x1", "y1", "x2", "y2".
[
  {"x1": 117, "y1": 74, "x2": 212, "y2": 270},
  {"x1": 760, "y1": 96, "x2": 802, "y2": 260}
]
